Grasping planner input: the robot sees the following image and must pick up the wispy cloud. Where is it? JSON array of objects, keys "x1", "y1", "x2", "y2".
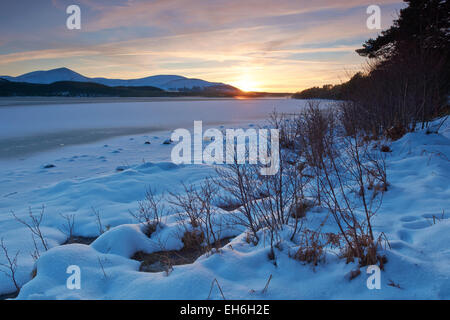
[{"x1": 81, "y1": 0, "x2": 400, "y2": 32}]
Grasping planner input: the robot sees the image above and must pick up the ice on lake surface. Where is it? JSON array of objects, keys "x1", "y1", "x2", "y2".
[
  {"x1": 0, "y1": 98, "x2": 309, "y2": 197},
  {"x1": 0, "y1": 98, "x2": 305, "y2": 158}
]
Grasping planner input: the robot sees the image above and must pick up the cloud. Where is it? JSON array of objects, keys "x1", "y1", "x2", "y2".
[
  {"x1": 81, "y1": 0, "x2": 400, "y2": 32},
  {"x1": 0, "y1": 0, "x2": 405, "y2": 91}
]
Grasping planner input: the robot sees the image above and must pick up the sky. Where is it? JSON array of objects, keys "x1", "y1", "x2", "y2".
[{"x1": 0, "y1": 0, "x2": 405, "y2": 92}]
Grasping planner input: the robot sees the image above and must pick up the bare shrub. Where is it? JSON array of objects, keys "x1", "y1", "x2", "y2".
[
  {"x1": 385, "y1": 125, "x2": 407, "y2": 141},
  {"x1": 91, "y1": 207, "x2": 105, "y2": 236},
  {"x1": 215, "y1": 162, "x2": 262, "y2": 241},
  {"x1": 290, "y1": 200, "x2": 311, "y2": 219},
  {"x1": 170, "y1": 178, "x2": 222, "y2": 251},
  {"x1": 0, "y1": 238, "x2": 20, "y2": 291},
  {"x1": 252, "y1": 153, "x2": 309, "y2": 258},
  {"x1": 298, "y1": 101, "x2": 337, "y2": 166},
  {"x1": 214, "y1": 116, "x2": 311, "y2": 258},
  {"x1": 181, "y1": 230, "x2": 205, "y2": 250},
  {"x1": 129, "y1": 188, "x2": 166, "y2": 237},
  {"x1": 11, "y1": 205, "x2": 48, "y2": 260},
  {"x1": 196, "y1": 178, "x2": 221, "y2": 247},
  {"x1": 318, "y1": 132, "x2": 387, "y2": 266},
  {"x1": 297, "y1": 101, "x2": 337, "y2": 206},
  {"x1": 276, "y1": 100, "x2": 389, "y2": 266},
  {"x1": 216, "y1": 197, "x2": 243, "y2": 212},
  {"x1": 215, "y1": 155, "x2": 281, "y2": 256},
  {"x1": 294, "y1": 229, "x2": 326, "y2": 266},
  {"x1": 170, "y1": 183, "x2": 203, "y2": 229},
  {"x1": 59, "y1": 213, "x2": 76, "y2": 242},
  {"x1": 426, "y1": 209, "x2": 446, "y2": 226},
  {"x1": 268, "y1": 110, "x2": 300, "y2": 150},
  {"x1": 211, "y1": 102, "x2": 388, "y2": 267}
]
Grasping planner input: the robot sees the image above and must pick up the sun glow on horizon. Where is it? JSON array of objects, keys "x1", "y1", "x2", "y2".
[{"x1": 231, "y1": 73, "x2": 262, "y2": 92}]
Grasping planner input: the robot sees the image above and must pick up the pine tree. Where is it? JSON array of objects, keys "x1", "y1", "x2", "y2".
[{"x1": 356, "y1": 0, "x2": 449, "y2": 59}]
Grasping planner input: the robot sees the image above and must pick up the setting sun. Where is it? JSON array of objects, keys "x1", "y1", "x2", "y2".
[{"x1": 232, "y1": 74, "x2": 261, "y2": 92}]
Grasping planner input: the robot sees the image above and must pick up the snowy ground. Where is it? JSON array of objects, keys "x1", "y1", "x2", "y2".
[{"x1": 0, "y1": 99, "x2": 449, "y2": 299}]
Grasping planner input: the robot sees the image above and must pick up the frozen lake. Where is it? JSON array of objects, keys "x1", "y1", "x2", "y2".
[
  {"x1": 0, "y1": 97, "x2": 312, "y2": 197},
  {"x1": 0, "y1": 98, "x2": 305, "y2": 158}
]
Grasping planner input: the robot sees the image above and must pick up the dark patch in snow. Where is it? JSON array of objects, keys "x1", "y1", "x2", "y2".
[
  {"x1": 216, "y1": 200, "x2": 244, "y2": 212},
  {"x1": 63, "y1": 236, "x2": 97, "y2": 245},
  {"x1": 132, "y1": 237, "x2": 233, "y2": 273},
  {"x1": 0, "y1": 290, "x2": 19, "y2": 300}
]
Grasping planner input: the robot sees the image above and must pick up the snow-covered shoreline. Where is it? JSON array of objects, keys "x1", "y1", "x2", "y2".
[{"x1": 1, "y1": 100, "x2": 449, "y2": 299}]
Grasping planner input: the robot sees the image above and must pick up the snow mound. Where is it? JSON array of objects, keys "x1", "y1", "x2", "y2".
[
  {"x1": 91, "y1": 224, "x2": 158, "y2": 258},
  {"x1": 17, "y1": 244, "x2": 139, "y2": 300}
]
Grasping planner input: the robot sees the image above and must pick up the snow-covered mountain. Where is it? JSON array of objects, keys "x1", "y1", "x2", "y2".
[
  {"x1": 0, "y1": 67, "x2": 236, "y2": 92},
  {"x1": 0, "y1": 68, "x2": 90, "y2": 84},
  {"x1": 91, "y1": 75, "x2": 186, "y2": 88}
]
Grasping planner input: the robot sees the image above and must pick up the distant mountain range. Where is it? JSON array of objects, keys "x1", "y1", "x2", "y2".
[
  {"x1": 0, "y1": 67, "x2": 291, "y2": 98},
  {"x1": 0, "y1": 67, "x2": 239, "y2": 93}
]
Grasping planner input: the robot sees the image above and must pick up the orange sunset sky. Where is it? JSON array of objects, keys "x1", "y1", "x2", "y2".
[{"x1": 0, "y1": 0, "x2": 406, "y2": 92}]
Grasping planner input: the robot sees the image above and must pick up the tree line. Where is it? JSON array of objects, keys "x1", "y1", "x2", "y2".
[{"x1": 294, "y1": 0, "x2": 449, "y2": 135}]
